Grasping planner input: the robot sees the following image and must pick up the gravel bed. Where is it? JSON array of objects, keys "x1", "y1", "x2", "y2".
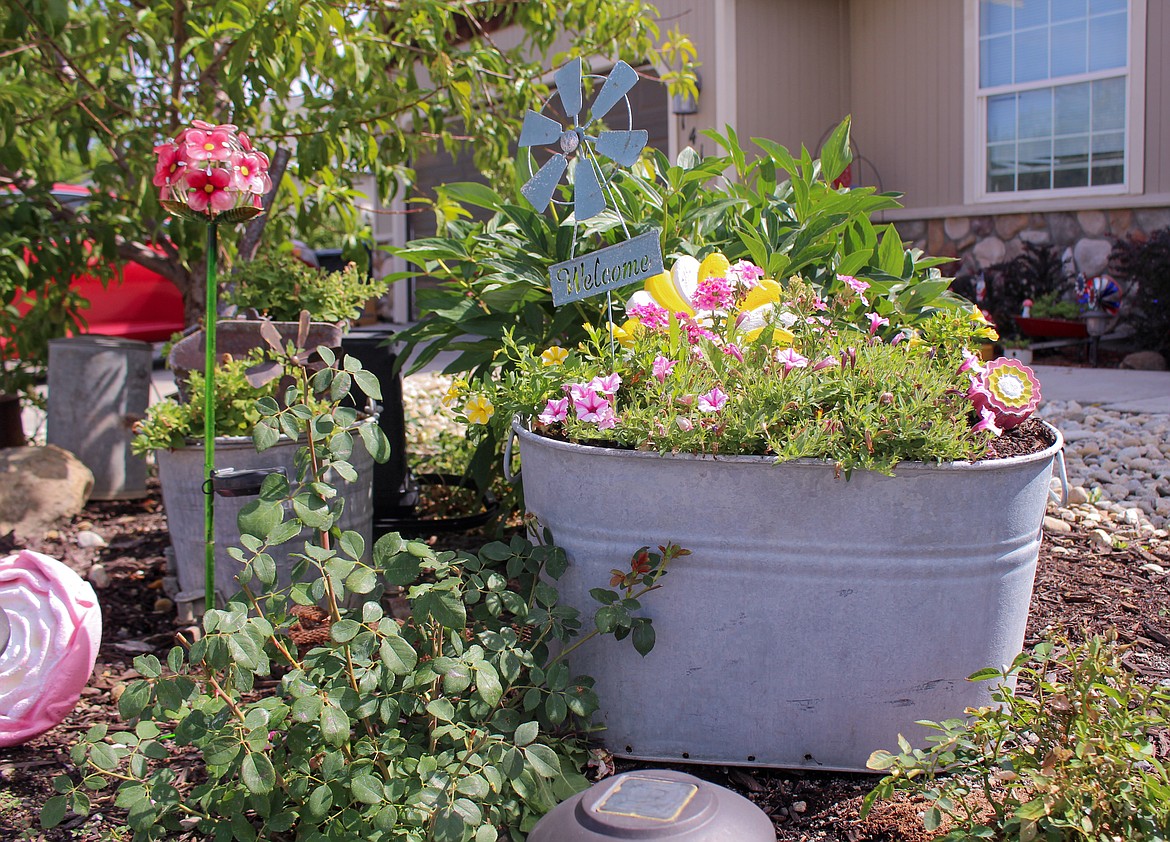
[{"x1": 1037, "y1": 400, "x2": 1170, "y2": 531}]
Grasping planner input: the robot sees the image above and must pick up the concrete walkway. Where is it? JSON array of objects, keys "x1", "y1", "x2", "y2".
[{"x1": 1031, "y1": 364, "x2": 1170, "y2": 414}]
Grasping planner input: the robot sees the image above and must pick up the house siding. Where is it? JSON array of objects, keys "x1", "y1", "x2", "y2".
[
  {"x1": 1146, "y1": 0, "x2": 1170, "y2": 195},
  {"x1": 849, "y1": 0, "x2": 965, "y2": 211},
  {"x1": 734, "y1": 0, "x2": 849, "y2": 157}
]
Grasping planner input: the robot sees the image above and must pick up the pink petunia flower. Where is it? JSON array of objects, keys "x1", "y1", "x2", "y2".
[
  {"x1": 652, "y1": 355, "x2": 677, "y2": 383},
  {"x1": 697, "y1": 386, "x2": 729, "y2": 413},
  {"x1": 972, "y1": 406, "x2": 1003, "y2": 437},
  {"x1": 867, "y1": 312, "x2": 890, "y2": 335},
  {"x1": 811, "y1": 356, "x2": 839, "y2": 371},
  {"x1": 574, "y1": 388, "x2": 611, "y2": 424},
  {"x1": 775, "y1": 348, "x2": 809, "y2": 372},
  {"x1": 590, "y1": 373, "x2": 622, "y2": 395},
  {"x1": 723, "y1": 344, "x2": 744, "y2": 363},
  {"x1": 184, "y1": 167, "x2": 235, "y2": 213},
  {"x1": 958, "y1": 350, "x2": 985, "y2": 376},
  {"x1": 538, "y1": 397, "x2": 569, "y2": 425}
]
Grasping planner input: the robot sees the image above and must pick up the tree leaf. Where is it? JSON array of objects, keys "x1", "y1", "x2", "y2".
[
  {"x1": 414, "y1": 586, "x2": 467, "y2": 630},
  {"x1": 523, "y1": 744, "x2": 561, "y2": 778},
  {"x1": 351, "y1": 774, "x2": 384, "y2": 805},
  {"x1": 320, "y1": 703, "x2": 350, "y2": 746},
  {"x1": 379, "y1": 636, "x2": 418, "y2": 675},
  {"x1": 241, "y1": 752, "x2": 275, "y2": 794}
]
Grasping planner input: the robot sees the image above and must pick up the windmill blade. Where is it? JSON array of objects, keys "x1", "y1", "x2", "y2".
[
  {"x1": 573, "y1": 156, "x2": 605, "y2": 221},
  {"x1": 555, "y1": 57, "x2": 583, "y2": 125},
  {"x1": 595, "y1": 130, "x2": 648, "y2": 167},
  {"x1": 518, "y1": 110, "x2": 563, "y2": 148},
  {"x1": 590, "y1": 60, "x2": 639, "y2": 122},
  {"x1": 520, "y1": 154, "x2": 567, "y2": 213}
]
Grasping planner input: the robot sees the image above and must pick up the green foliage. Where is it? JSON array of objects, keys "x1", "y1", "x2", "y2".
[
  {"x1": 226, "y1": 250, "x2": 384, "y2": 323},
  {"x1": 1110, "y1": 226, "x2": 1170, "y2": 354},
  {"x1": 412, "y1": 118, "x2": 987, "y2": 480},
  {"x1": 1029, "y1": 291, "x2": 1081, "y2": 321},
  {"x1": 132, "y1": 350, "x2": 293, "y2": 453},
  {"x1": 471, "y1": 301, "x2": 993, "y2": 477},
  {"x1": 864, "y1": 632, "x2": 1170, "y2": 841},
  {"x1": 0, "y1": 0, "x2": 694, "y2": 330},
  {"x1": 51, "y1": 314, "x2": 682, "y2": 839},
  {"x1": 46, "y1": 532, "x2": 679, "y2": 840},
  {"x1": 0, "y1": 190, "x2": 100, "y2": 404}
]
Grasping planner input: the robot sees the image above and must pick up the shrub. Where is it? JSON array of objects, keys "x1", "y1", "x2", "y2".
[
  {"x1": 864, "y1": 632, "x2": 1170, "y2": 841},
  {"x1": 49, "y1": 326, "x2": 682, "y2": 840},
  {"x1": 1110, "y1": 227, "x2": 1170, "y2": 355},
  {"x1": 226, "y1": 251, "x2": 382, "y2": 323}
]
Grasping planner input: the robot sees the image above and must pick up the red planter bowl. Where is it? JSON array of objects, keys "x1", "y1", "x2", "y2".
[{"x1": 1014, "y1": 316, "x2": 1087, "y2": 339}]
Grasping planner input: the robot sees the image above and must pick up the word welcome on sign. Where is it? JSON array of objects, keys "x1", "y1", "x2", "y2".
[{"x1": 549, "y1": 230, "x2": 664, "y2": 306}]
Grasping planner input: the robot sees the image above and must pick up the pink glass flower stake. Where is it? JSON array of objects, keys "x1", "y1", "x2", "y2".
[
  {"x1": 0, "y1": 551, "x2": 102, "y2": 747},
  {"x1": 969, "y1": 358, "x2": 1042, "y2": 431},
  {"x1": 156, "y1": 121, "x2": 270, "y2": 222}
]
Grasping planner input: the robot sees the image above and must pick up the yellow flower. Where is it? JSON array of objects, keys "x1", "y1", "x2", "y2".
[
  {"x1": 465, "y1": 394, "x2": 494, "y2": 425},
  {"x1": 612, "y1": 321, "x2": 638, "y2": 348},
  {"x1": 697, "y1": 252, "x2": 731, "y2": 284},
  {"x1": 440, "y1": 378, "x2": 468, "y2": 408},
  {"x1": 541, "y1": 346, "x2": 568, "y2": 366}
]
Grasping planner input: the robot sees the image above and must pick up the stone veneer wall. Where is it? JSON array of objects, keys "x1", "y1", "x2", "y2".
[{"x1": 893, "y1": 207, "x2": 1170, "y2": 279}]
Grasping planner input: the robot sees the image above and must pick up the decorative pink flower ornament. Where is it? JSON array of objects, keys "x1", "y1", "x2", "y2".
[
  {"x1": 0, "y1": 550, "x2": 102, "y2": 747},
  {"x1": 156, "y1": 120, "x2": 270, "y2": 221},
  {"x1": 969, "y1": 358, "x2": 1042, "y2": 431}
]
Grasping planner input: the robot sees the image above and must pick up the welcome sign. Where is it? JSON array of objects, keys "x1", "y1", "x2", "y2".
[{"x1": 549, "y1": 230, "x2": 664, "y2": 306}]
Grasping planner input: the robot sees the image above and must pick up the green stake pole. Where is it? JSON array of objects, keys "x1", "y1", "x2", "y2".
[{"x1": 204, "y1": 219, "x2": 219, "y2": 612}]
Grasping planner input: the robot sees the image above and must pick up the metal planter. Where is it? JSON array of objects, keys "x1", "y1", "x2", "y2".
[
  {"x1": 156, "y1": 423, "x2": 374, "y2": 609},
  {"x1": 515, "y1": 422, "x2": 1063, "y2": 772}
]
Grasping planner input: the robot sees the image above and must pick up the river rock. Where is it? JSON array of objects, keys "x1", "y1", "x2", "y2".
[
  {"x1": 0, "y1": 446, "x2": 94, "y2": 538},
  {"x1": 1121, "y1": 351, "x2": 1167, "y2": 371},
  {"x1": 1044, "y1": 516, "x2": 1073, "y2": 534},
  {"x1": 1089, "y1": 528, "x2": 1114, "y2": 552}
]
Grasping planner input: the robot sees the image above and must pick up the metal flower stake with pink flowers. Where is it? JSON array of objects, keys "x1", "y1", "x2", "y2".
[{"x1": 154, "y1": 120, "x2": 272, "y2": 610}]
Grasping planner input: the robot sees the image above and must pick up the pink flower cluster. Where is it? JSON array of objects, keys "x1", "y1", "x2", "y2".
[
  {"x1": 541, "y1": 374, "x2": 623, "y2": 430},
  {"x1": 153, "y1": 120, "x2": 271, "y2": 216},
  {"x1": 692, "y1": 276, "x2": 735, "y2": 311}
]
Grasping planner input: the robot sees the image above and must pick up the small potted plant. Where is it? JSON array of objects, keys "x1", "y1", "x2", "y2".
[
  {"x1": 225, "y1": 249, "x2": 380, "y2": 324},
  {"x1": 1002, "y1": 336, "x2": 1033, "y2": 364},
  {"x1": 135, "y1": 342, "x2": 382, "y2": 609},
  {"x1": 450, "y1": 124, "x2": 1059, "y2": 772}
]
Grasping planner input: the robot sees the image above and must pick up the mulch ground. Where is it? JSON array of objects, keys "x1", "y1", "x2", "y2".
[{"x1": 2, "y1": 479, "x2": 1169, "y2": 840}]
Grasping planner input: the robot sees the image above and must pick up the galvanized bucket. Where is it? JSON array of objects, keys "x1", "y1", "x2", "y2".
[
  {"x1": 156, "y1": 421, "x2": 375, "y2": 609},
  {"x1": 513, "y1": 421, "x2": 1063, "y2": 772}
]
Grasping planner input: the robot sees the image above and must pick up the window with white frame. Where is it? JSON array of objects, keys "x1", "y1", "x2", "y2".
[{"x1": 977, "y1": 0, "x2": 1130, "y2": 195}]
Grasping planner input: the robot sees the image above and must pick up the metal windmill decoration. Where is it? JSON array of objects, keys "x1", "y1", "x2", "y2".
[
  {"x1": 519, "y1": 58, "x2": 649, "y2": 223},
  {"x1": 518, "y1": 57, "x2": 664, "y2": 325}
]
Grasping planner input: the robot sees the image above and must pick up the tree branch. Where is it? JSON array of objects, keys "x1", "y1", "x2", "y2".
[{"x1": 237, "y1": 147, "x2": 291, "y2": 262}]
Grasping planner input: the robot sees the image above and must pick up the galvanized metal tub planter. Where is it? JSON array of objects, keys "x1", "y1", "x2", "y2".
[
  {"x1": 156, "y1": 422, "x2": 375, "y2": 611},
  {"x1": 514, "y1": 421, "x2": 1063, "y2": 772}
]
